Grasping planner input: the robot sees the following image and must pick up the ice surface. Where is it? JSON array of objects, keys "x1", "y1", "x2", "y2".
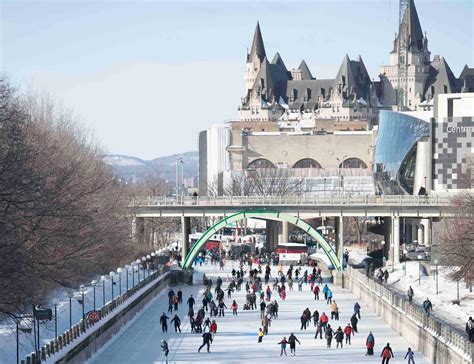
[{"x1": 87, "y1": 262, "x2": 431, "y2": 364}]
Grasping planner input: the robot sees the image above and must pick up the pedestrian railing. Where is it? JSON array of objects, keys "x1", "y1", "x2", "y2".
[
  {"x1": 346, "y1": 266, "x2": 472, "y2": 359},
  {"x1": 131, "y1": 194, "x2": 452, "y2": 208},
  {"x1": 23, "y1": 266, "x2": 170, "y2": 364}
]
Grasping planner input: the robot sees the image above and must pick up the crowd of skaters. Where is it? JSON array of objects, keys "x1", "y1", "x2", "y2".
[{"x1": 159, "y1": 252, "x2": 422, "y2": 363}]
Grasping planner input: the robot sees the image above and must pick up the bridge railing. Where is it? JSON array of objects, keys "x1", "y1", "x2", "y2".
[
  {"x1": 132, "y1": 194, "x2": 451, "y2": 207},
  {"x1": 347, "y1": 266, "x2": 472, "y2": 359}
]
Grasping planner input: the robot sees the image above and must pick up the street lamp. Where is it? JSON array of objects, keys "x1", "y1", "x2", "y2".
[
  {"x1": 109, "y1": 271, "x2": 116, "y2": 300},
  {"x1": 100, "y1": 275, "x2": 107, "y2": 306},
  {"x1": 151, "y1": 252, "x2": 156, "y2": 271},
  {"x1": 52, "y1": 299, "x2": 59, "y2": 340},
  {"x1": 66, "y1": 292, "x2": 74, "y2": 330},
  {"x1": 146, "y1": 255, "x2": 152, "y2": 275},
  {"x1": 381, "y1": 240, "x2": 386, "y2": 267},
  {"x1": 131, "y1": 261, "x2": 137, "y2": 287},
  {"x1": 75, "y1": 286, "x2": 85, "y2": 319},
  {"x1": 117, "y1": 268, "x2": 123, "y2": 295},
  {"x1": 91, "y1": 280, "x2": 98, "y2": 310},
  {"x1": 142, "y1": 256, "x2": 148, "y2": 278},
  {"x1": 136, "y1": 259, "x2": 142, "y2": 283},
  {"x1": 434, "y1": 259, "x2": 439, "y2": 294},
  {"x1": 417, "y1": 255, "x2": 423, "y2": 285},
  {"x1": 403, "y1": 249, "x2": 408, "y2": 276},
  {"x1": 15, "y1": 316, "x2": 32, "y2": 364}
]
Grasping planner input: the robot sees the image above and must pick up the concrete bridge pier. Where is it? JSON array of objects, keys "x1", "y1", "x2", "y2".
[
  {"x1": 281, "y1": 221, "x2": 289, "y2": 244},
  {"x1": 335, "y1": 216, "x2": 344, "y2": 264},
  {"x1": 181, "y1": 216, "x2": 190, "y2": 266},
  {"x1": 384, "y1": 216, "x2": 400, "y2": 266}
]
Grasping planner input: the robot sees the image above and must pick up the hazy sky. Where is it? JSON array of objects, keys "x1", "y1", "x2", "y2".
[{"x1": 2, "y1": 0, "x2": 473, "y2": 159}]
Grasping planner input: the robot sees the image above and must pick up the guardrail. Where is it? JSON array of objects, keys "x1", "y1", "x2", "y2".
[
  {"x1": 131, "y1": 194, "x2": 452, "y2": 207},
  {"x1": 346, "y1": 266, "x2": 472, "y2": 359},
  {"x1": 23, "y1": 266, "x2": 170, "y2": 364}
]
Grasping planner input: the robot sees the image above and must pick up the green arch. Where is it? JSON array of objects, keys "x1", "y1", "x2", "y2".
[{"x1": 183, "y1": 209, "x2": 342, "y2": 271}]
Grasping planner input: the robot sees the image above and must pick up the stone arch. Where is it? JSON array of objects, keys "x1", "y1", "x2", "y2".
[
  {"x1": 247, "y1": 158, "x2": 275, "y2": 169},
  {"x1": 293, "y1": 158, "x2": 322, "y2": 168},
  {"x1": 182, "y1": 209, "x2": 342, "y2": 271},
  {"x1": 339, "y1": 158, "x2": 368, "y2": 169}
]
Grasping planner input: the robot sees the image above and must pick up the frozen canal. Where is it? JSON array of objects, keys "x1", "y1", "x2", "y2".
[{"x1": 87, "y1": 262, "x2": 430, "y2": 363}]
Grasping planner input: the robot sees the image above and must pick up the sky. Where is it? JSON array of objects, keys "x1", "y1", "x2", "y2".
[{"x1": 1, "y1": 0, "x2": 473, "y2": 160}]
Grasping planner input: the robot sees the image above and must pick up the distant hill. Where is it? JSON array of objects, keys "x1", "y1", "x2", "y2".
[{"x1": 104, "y1": 151, "x2": 198, "y2": 184}]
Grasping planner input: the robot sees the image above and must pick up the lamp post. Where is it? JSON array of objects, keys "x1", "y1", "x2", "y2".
[
  {"x1": 109, "y1": 271, "x2": 116, "y2": 300},
  {"x1": 131, "y1": 262, "x2": 136, "y2": 287},
  {"x1": 117, "y1": 268, "x2": 123, "y2": 295},
  {"x1": 67, "y1": 292, "x2": 74, "y2": 330},
  {"x1": 124, "y1": 265, "x2": 130, "y2": 291},
  {"x1": 323, "y1": 177, "x2": 326, "y2": 196},
  {"x1": 434, "y1": 259, "x2": 439, "y2": 294},
  {"x1": 15, "y1": 316, "x2": 31, "y2": 364},
  {"x1": 52, "y1": 299, "x2": 59, "y2": 340},
  {"x1": 100, "y1": 275, "x2": 107, "y2": 306},
  {"x1": 151, "y1": 252, "x2": 156, "y2": 271},
  {"x1": 403, "y1": 249, "x2": 408, "y2": 276},
  {"x1": 336, "y1": 155, "x2": 348, "y2": 195},
  {"x1": 91, "y1": 280, "x2": 98, "y2": 310},
  {"x1": 136, "y1": 259, "x2": 142, "y2": 283},
  {"x1": 76, "y1": 285, "x2": 85, "y2": 319},
  {"x1": 381, "y1": 240, "x2": 386, "y2": 267},
  {"x1": 417, "y1": 254, "x2": 423, "y2": 285}
]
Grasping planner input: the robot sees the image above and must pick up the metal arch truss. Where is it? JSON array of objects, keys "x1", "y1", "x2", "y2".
[{"x1": 182, "y1": 209, "x2": 343, "y2": 271}]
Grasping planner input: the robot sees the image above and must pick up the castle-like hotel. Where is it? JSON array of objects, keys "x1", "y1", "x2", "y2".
[{"x1": 239, "y1": 0, "x2": 471, "y2": 126}]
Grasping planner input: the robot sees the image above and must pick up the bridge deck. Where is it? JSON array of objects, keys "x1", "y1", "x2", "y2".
[{"x1": 87, "y1": 263, "x2": 429, "y2": 363}]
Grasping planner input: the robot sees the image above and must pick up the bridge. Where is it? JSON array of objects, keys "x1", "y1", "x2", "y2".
[{"x1": 131, "y1": 194, "x2": 456, "y2": 273}]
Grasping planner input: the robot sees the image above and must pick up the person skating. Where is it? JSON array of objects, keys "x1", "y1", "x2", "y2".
[
  {"x1": 177, "y1": 288, "x2": 183, "y2": 304},
  {"x1": 366, "y1": 331, "x2": 375, "y2": 356},
  {"x1": 170, "y1": 314, "x2": 181, "y2": 333},
  {"x1": 407, "y1": 286, "x2": 414, "y2": 303},
  {"x1": 327, "y1": 289, "x2": 333, "y2": 304},
  {"x1": 161, "y1": 340, "x2": 169, "y2": 364},
  {"x1": 335, "y1": 326, "x2": 344, "y2": 348},
  {"x1": 198, "y1": 332, "x2": 213, "y2": 353},
  {"x1": 210, "y1": 320, "x2": 217, "y2": 339},
  {"x1": 288, "y1": 332, "x2": 301, "y2": 356},
  {"x1": 323, "y1": 284, "x2": 329, "y2": 301},
  {"x1": 330, "y1": 300, "x2": 338, "y2": 319},
  {"x1": 300, "y1": 314, "x2": 307, "y2": 330},
  {"x1": 466, "y1": 317, "x2": 474, "y2": 342},
  {"x1": 312, "y1": 309, "x2": 319, "y2": 327},
  {"x1": 315, "y1": 321, "x2": 323, "y2": 339},
  {"x1": 231, "y1": 300, "x2": 238, "y2": 316},
  {"x1": 260, "y1": 300, "x2": 267, "y2": 319},
  {"x1": 258, "y1": 327, "x2": 264, "y2": 343},
  {"x1": 320, "y1": 312, "x2": 329, "y2": 329},
  {"x1": 313, "y1": 284, "x2": 320, "y2": 300},
  {"x1": 381, "y1": 343, "x2": 394, "y2": 363},
  {"x1": 278, "y1": 337, "x2": 288, "y2": 356},
  {"x1": 350, "y1": 313, "x2": 359, "y2": 333},
  {"x1": 160, "y1": 312, "x2": 169, "y2": 333},
  {"x1": 354, "y1": 302, "x2": 361, "y2": 319},
  {"x1": 325, "y1": 324, "x2": 334, "y2": 348},
  {"x1": 344, "y1": 323, "x2": 353, "y2": 345},
  {"x1": 404, "y1": 347, "x2": 415, "y2": 364},
  {"x1": 218, "y1": 300, "x2": 227, "y2": 317}
]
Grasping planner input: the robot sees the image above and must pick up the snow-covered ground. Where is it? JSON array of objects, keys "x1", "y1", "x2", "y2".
[
  {"x1": 87, "y1": 262, "x2": 430, "y2": 364},
  {"x1": 384, "y1": 261, "x2": 473, "y2": 332}
]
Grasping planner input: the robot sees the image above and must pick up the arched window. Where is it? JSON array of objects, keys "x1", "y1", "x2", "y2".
[
  {"x1": 293, "y1": 158, "x2": 322, "y2": 169},
  {"x1": 338, "y1": 158, "x2": 368, "y2": 169},
  {"x1": 247, "y1": 158, "x2": 275, "y2": 170}
]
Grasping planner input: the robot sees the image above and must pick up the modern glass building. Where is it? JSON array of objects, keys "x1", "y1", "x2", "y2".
[{"x1": 374, "y1": 111, "x2": 430, "y2": 194}]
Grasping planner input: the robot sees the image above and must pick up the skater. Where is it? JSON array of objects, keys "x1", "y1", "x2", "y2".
[
  {"x1": 313, "y1": 284, "x2": 320, "y2": 300},
  {"x1": 354, "y1": 302, "x2": 361, "y2": 319},
  {"x1": 231, "y1": 300, "x2": 238, "y2": 316},
  {"x1": 315, "y1": 321, "x2": 323, "y2": 339},
  {"x1": 177, "y1": 288, "x2": 183, "y2": 304},
  {"x1": 350, "y1": 313, "x2": 359, "y2": 333},
  {"x1": 198, "y1": 332, "x2": 213, "y2": 353},
  {"x1": 320, "y1": 312, "x2": 329, "y2": 329},
  {"x1": 404, "y1": 347, "x2": 415, "y2": 364},
  {"x1": 327, "y1": 289, "x2": 333, "y2": 304},
  {"x1": 407, "y1": 286, "x2": 414, "y2": 303},
  {"x1": 381, "y1": 343, "x2": 394, "y2": 363},
  {"x1": 466, "y1": 317, "x2": 474, "y2": 342},
  {"x1": 210, "y1": 320, "x2": 218, "y2": 338},
  {"x1": 258, "y1": 327, "x2": 264, "y2": 343},
  {"x1": 288, "y1": 332, "x2": 301, "y2": 356},
  {"x1": 260, "y1": 300, "x2": 267, "y2": 319},
  {"x1": 187, "y1": 295, "x2": 195, "y2": 309},
  {"x1": 422, "y1": 298, "x2": 432, "y2": 316},
  {"x1": 160, "y1": 312, "x2": 169, "y2": 333},
  {"x1": 300, "y1": 314, "x2": 307, "y2": 330},
  {"x1": 161, "y1": 340, "x2": 169, "y2": 363},
  {"x1": 325, "y1": 324, "x2": 334, "y2": 348},
  {"x1": 323, "y1": 284, "x2": 329, "y2": 300},
  {"x1": 366, "y1": 331, "x2": 375, "y2": 356},
  {"x1": 278, "y1": 337, "x2": 288, "y2": 356},
  {"x1": 335, "y1": 326, "x2": 344, "y2": 348},
  {"x1": 312, "y1": 309, "x2": 319, "y2": 327},
  {"x1": 344, "y1": 323, "x2": 353, "y2": 344},
  {"x1": 170, "y1": 314, "x2": 181, "y2": 333},
  {"x1": 218, "y1": 300, "x2": 227, "y2": 317},
  {"x1": 330, "y1": 300, "x2": 338, "y2": 319}
]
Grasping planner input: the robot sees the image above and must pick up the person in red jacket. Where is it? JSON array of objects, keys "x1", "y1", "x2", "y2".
[
  {"x1": 366, "y1": 331, "x2": 375, "y2": 356},
  {"x1": 344, "y1": 323, "x2": 353, "y2": 345},
  {"x1": 210, "y1": 320, "x2": 217, "y2": 339},
  {"x1": 319, "y1": 312, "x2": 329, "y2": 329},
  {"x1": 313, "y1": 284, "x2": 320, "y2": 300},
  {"x1": 380, "y1": 343, "x2": 394, "y2": 363},
  {"x1": 231, "y1": 300, "x2": 238, "y2": 316}
]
